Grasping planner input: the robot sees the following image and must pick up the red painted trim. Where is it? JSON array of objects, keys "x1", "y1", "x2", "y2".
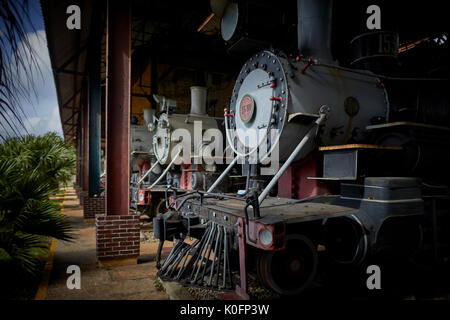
[
  {"x1": 270, "y1": 96, "x2": 282, "y2": 102},
  {"x1": 278, "y1": 153, "x2": 336, "y2": 200},
  {"x1": 301, "y1": 59, "x2": 313, "y2": 74},
  {"x1": 246, "y1": 220, "x2": 286, "y2": 252},
  {"x1": 197, "y1": 13, "x2": 215, "y2": 32}
]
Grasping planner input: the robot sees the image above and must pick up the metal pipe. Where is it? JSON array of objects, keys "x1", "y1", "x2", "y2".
[
  {"x1": 215, "y1": 226, "x2": 224, "y2": 287},
  {"x1": 160, "y1": 240, "x2": 184, "y2": 272},
  {"x1": 190, "y1": 223, "x2": 212, "y2": 280},
  {"x1": 207, "y1": 155, "x2": 241, "y2": 192},
  {"x1": 258, "y1": 108, "x2": 328, "y2": 205},
  {"x1": 208, "y1": 226, "x2": 222, "y2": 286},
  {"x1": 193, "y1": 223, "x2": 215, "y2": 283},
  {"x1": 137, "y1": 159, "x2": 162, "y2": 185},
  {"x1": 148, "y1": 151, "x2": 180, "y2": 189},
  {"x1": 176, "y1": 240, "x2": 199, "y2": 280},
  {"x1": 226, "y1": 232, "x2": 232, "y2": 288},
  {"x1": 167, "y1": 245, "x2": 190, "y2": 277},
  {"x1": 199, "y1": 223, "x2": 217, "y2": 283},
  {"x1": 221, "y1": 227, "x2": 228, "y2": 289}
]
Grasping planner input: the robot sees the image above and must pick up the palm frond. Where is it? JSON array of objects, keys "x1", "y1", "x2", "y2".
[
  {"x1": 0, "y1": 0, "x2": 42, "y2": 138},
  {"x1": 0, "y1": 133, "x2": 76, "y2": 280}
]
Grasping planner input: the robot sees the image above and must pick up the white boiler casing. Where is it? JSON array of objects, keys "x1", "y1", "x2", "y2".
[{"x1": 228, "y1": 50, "x2": 389, "y2": 162}]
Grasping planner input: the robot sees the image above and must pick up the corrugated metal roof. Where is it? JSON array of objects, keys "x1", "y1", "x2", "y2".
[{"x1": 40, "y1": 0, "x2": 94, "y2": 144}]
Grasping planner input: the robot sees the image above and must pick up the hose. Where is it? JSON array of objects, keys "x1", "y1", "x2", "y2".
[
  {"x1": 224, "y1": 109, "x2": 284, "y2": 164},
  {"x1": 148, "y1": 150, "x2": 181, "y2": 189}
]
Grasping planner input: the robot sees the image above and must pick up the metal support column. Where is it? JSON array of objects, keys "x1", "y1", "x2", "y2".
[
  {"x1": 105, "y1": 0, "x2": 131, "y2": 215},
  {"x1": 88, "y1": 27, "x2": 102, "y2": 197},
  {"x1": 82, "y1": 87, "x2": 89, "y2": 191},
  {"x1": 76, "y1": 121, "x2": 82, "y2": 188}
]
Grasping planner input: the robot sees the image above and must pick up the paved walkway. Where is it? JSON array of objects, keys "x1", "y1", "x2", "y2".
[{"x1": 40, "y1": 187, "x2": 169, "y2": 300}]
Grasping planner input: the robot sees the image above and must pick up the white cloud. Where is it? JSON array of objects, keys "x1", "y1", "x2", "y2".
[
  {"x1": 7, "y1": 29, "x2": 63, "y2": 138},
  {"x1": 24, "y1": 105, "x2": 61, "y2": 136}
]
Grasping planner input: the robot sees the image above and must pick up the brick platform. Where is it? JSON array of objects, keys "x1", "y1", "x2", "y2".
[
  {"x1": 83, "y1": 196, "x2": 105, "y2": 219},
  {"x1": 74, "y1": 185, "x2": 81, "y2": 197},
  {"x1": 78, "y1": 190, "x2": 88, "y2": 207},
  {"x1": 95, "y1": 215, "x2": 140, "y2": 263}
]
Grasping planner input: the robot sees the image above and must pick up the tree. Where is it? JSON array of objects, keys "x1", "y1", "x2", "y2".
[{"x1": 0, "y1": 133, "x2": 75, "y2": 298}]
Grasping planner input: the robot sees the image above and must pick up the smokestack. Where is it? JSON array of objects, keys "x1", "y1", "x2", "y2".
[
  {"x1": 190, "y1": 86, "x2": 208, "y2": 115},
  {"x1": 297, "y1": 0, "x2": 334, "y2": 62}
]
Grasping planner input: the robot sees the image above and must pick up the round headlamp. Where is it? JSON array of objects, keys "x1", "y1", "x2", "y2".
[{"x1": 259, "y1": 229, "x2": 273, "y2": 246}]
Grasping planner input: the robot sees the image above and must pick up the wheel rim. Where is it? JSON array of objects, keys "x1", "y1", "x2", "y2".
[
  {"x1": 155, "y1": 199, "x2": 168, "y2": 215},
  {"x1": 324, "y1": 217, "x2": 367, "y2": 265},
  {"x1": 257, "y1": 234, "x2": 318, "y2": 295}
]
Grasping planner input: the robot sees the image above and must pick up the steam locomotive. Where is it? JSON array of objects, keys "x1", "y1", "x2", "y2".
[
  {"x1": 129, "y1": 107, "x2": 160, "y2": 216},
  {"x1": 130, "y1": 87, "x2": 243, "y2": 217},
  {"x1": 154, "y1": 0, "x2": 450, "y2": 298}
]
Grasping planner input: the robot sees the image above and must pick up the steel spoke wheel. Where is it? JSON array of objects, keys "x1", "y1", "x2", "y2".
[
  {"x1": 257, "y1": 234, "x2": 318, "y2": 295},
  {"x1": 155, "y1": 199, "x2": 168, "y2": 215}
]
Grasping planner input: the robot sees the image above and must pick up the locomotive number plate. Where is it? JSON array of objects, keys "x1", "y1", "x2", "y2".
[{"x1": 240, "y1": 94, "x2": 255, "y2": 123}]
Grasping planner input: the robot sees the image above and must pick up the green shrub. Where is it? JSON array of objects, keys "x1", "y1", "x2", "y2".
[{"x1": 0, "y1": 133, "x2": 76, "y2": 298}]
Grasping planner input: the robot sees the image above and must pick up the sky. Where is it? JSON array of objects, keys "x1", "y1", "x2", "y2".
[{"x1": 0, "y1": 1, "x2": 63, "y2": 138}]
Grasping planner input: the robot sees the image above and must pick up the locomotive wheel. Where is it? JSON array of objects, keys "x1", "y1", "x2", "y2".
[
  {"x1": 323, "y1": 217, "x2": 367, "y2": 265},
  {"x1": 257, "y1": 234, "x2": 318, "y2": 295},
  {"x1": 155, "y1": 199, "x2": 168, "y2": 215}
]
